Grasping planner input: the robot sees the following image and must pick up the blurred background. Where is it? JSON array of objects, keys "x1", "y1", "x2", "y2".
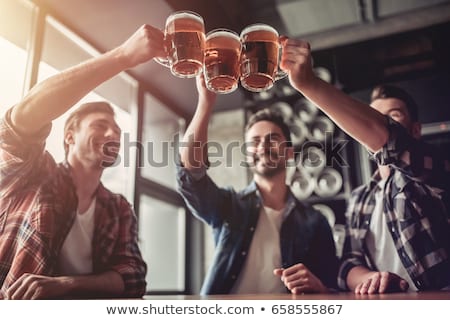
[{"x1": 1, "y1": 0, "x2": 449, "y2": 294}]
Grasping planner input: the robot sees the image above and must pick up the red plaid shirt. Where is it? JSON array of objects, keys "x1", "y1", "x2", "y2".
[{"x1": 0, "y1": 109, "x2": 146, "y2": 298}]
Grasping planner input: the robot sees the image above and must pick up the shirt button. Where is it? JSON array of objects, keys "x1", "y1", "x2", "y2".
[
  {"x1": 241, "y1": 251, "x2": 247, "y2": 256},
  {"x1": 249, "y1": 227, "x2": 255, "y2": 232},
  {"x1": 231, "y1": 275, "x2": 236, "y2": 280},
  {"x1": 391, "y1": 227, "x2": 396, "y2": 233}
]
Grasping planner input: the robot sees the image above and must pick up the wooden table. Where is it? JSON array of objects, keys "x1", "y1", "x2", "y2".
[{"x1": 143, "y1": 291, "x2": 450, "y2": 300}]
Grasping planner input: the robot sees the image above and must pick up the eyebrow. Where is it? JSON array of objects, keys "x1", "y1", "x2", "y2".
[
  {"x1": 249, "y1": 132, "x2": 284, "y2": 141},
  {"x1": 91, "y1": 119, "x2": 121, "y2": 133}
]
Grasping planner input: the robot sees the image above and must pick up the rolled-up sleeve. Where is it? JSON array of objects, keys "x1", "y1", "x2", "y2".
[{"x1": 0, "y1": 108, "x2": 52, "y2": 198}]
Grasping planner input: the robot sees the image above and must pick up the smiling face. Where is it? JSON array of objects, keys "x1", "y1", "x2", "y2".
[
  {"x1": 245, "y1": 120, "x2": 293, "y2": 178},
  {"x1": 65, "y1": 111, "x2": 121, "y2": 169}
]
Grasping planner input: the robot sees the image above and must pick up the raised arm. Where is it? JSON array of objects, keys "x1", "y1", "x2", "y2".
[
  {"x1": 179, "y1": 75, "x2": 217, "y2": 169},
  {"x1": 280, "y1": 38, "x2": 389, "y2": 153},
  {"x1": 11, "y1": 24, "x2": 164, "y2": 135}
]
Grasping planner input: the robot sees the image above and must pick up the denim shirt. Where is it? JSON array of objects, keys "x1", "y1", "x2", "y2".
[{"x1": 176, "y1": 164, "x2": 338, "y2": 295}]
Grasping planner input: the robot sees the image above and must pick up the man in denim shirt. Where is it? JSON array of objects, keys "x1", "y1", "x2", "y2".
[
  {"x1": 279, "y1": 37, "x2": 450, "y2": 294},
  {"x1": 177, "y1": 76, "x2": 338, "y2": 295}
]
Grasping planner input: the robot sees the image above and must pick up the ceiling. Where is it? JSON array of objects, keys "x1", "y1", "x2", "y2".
[{"x1": 35, "y1": 0, "x2": 450, "y2": 118}]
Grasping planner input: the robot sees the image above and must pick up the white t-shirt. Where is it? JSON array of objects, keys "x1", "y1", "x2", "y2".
[
  {"x1": 365, "y1": 179, "x2": 417, "y2": 291},
  {"x1": 230, "y1": 206, "x2": 287, "y2": 294},
  {"x1": 58, "y1": 198, "x2": 96, "y2": 275}
]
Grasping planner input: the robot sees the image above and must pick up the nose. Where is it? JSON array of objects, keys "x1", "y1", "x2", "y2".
[{"x1": 105, "y1": 126, "x2": 120, "y2": 142}]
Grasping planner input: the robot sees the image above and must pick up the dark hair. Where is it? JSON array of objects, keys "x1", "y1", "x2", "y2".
[
  {"x1": 245, "y1": 108, "x2": 292, "y2": 147},
  {"x1": 63, "y1": 101, "x2": 115, "y2": 158},
  {"x1": 370, "y1": 84, "x2": 419, "y2": 122}
]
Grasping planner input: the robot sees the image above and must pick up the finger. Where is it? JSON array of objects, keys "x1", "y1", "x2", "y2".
[
  {"x1": 379, "y1": 273, "x2": 390, "y2": 293},
  {"x1": 9, "y1": 281, "x2": 30, "y2": 300},
  {"x1": 284, "y1": 278, "x2": 306, "y2": 291},
  {"x1": 282, "y1": 263, "x2": 305, "y2": 278},
  {"x1": 273, "y1": 268, "x2": 284, "y2": 276},
  {"x1": 359, "y1": 279, "x2": 372, "y2": 294},
  {"x1": 399, "y1": 279, "x2": 409, "y2": 292},
  {"x1": 354, "y1": 282, "x2": 363, "y2": 294},
  {"x1": 368, "y1": 274, "x2": 381, "y2": 294},
  {"x1": 6, "y1": 273, "x2": 30, "y2": 299},
  {"x1": 292, "y1": 284, "x2": 311, "y2": 294}
]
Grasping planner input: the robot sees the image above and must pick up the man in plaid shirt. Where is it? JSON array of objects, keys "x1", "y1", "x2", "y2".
[
  {"x1": 279, "y1": 38, "x2": 450, "y2": 293},
  {"x1": 0, "y1": 25, "x2": 165, "y2": 299}
]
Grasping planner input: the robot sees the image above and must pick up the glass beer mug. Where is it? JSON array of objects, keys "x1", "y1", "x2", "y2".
[
  {"x1": 239, "y1": 23, "x2": 287, "y2": 92},
  {"x1": 155, "y1": 11, "x2": 205, "y2": 78},
  {"x1": 203, "y1": 29, "x2": 242, "y2": 94}
]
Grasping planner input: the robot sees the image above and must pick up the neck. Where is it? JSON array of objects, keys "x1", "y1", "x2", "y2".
[
  {"x1": 67, "y1": 156, "x2": 102, "y2": 211},
  {"x1": 254, "y1": 171, "x2": 288, "y2": 210}
]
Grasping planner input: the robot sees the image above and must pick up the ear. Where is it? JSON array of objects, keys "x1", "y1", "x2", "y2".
[
  {"x1": 286, "y1": 145, "x2": 295, "y2": 160},
  {"x1": 65, "y1": 130, "x2": 75, "y2": 146},
  {"x1": 411, "y1": 122, "x2": 421, "y2": 139}
]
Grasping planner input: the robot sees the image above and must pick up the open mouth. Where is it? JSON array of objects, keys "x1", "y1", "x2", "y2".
[{"x1": 101, "y1": 141, "x2": 120, "y2": 157}]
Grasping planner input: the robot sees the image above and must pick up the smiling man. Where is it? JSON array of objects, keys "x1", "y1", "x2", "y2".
[
  {"x1": 277, "y1": 37, "x2": 450, "y2": 293},
  {"x1": 176, "y1": 75, "x2": 338, "y2": 295},
  {"x1": 0, "y1": 24, "x2": 165, "y2": 299}
]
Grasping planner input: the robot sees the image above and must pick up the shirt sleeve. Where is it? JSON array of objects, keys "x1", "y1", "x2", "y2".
[
  {"x1": 0, "y1": 107, "x2": 53, "y2": 198},
  {"x1": 337, "y1": 188, "x2": 371, "y2": 291},
  {"x1": 176, "y1": 162, "x2": 233, "y2": 228},
  {"x1": 107, "y1": 196, "x2": 147, "y2": 297}
]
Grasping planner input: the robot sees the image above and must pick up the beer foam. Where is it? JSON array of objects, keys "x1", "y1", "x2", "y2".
[
  {"x1": 240, "y1": 23, "x2": 279, "y2": 37},
  {"x1": 166, "y1": 11, "x2": 204, "y2": 25},
  {"x1": 206, "y1": 29, "x2": 240, "y2": 41}
]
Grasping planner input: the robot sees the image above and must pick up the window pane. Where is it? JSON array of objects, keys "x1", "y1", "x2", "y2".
[
  {"x1": 40, "y1": 16, "x2": 136, "y2": 112},
  {"x1": 141, "y1": 93, "x2": 185, "y2": 189},
  {"x1": 0, "y1": 0, "x2": 34, "y2": 114},
  {"x1": 138, "y1": 195, "x2": 186, "y2": 292}
]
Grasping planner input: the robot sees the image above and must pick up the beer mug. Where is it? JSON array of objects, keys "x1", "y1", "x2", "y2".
[
  {"x1": 155, "y1": 11, "x2": 205, "y2": 78},
  {"x1": 204, "y1": 29, "x2": 241, "y2": 94},
  {"x1": 239, "y1": 24, "x2": 287, "y2": 92}
]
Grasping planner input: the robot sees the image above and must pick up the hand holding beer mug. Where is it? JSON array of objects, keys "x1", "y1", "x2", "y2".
[
  {"x1": 240, "y1": 24, "x2": 287, "y2": 92},
  {"x1": 155, "y1": 11, "x2": 205, "y2": 78},
  {"x1": 204, "y1": 29, "x2": 242, "y2": 94}
]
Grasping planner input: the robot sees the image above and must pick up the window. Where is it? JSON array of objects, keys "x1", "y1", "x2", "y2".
[
  {"x1": 138, "y1": 195, "x2": 186, "y2": 292},
  {"x1": 141, "y1": 93, "x2": 185, "y2": 189},
  {"x1": 0, "y1": 0, "x2": 34, "y2": 115}
]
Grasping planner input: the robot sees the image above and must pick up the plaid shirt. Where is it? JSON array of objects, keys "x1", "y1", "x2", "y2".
[
  {"x1": 338, "y1": 118, "x2": 450, "y2": 291},
  {"x1": 0, "y1": 109, "x2": 146, "y2": 298}
]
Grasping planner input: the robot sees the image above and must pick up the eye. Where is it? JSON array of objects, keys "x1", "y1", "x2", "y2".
[{"x1": 389, "y1": 110, "x2": 404, "y2": 119}]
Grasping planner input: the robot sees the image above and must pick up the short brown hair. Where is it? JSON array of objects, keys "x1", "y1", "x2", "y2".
[
  {"x1": 63, "y1": 101, "x2": 115, "y2": 158},
  {"x1": 245, "y1": 108, "x2": 292, "y2": 147}
]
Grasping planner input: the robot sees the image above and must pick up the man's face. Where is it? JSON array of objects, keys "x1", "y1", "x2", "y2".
[
  {"x1": 66, "y1": 112, "x2": 121, "y2": 168},
  {"x1": 245, "y1": 120, "x2": 293, "y2": 178},
  {"x1": 370, "y1": 97, "x2": 420, "y2": 138}
]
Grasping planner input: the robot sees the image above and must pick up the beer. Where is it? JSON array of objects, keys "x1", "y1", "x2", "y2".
[
  {"x1": 240, "y1": 24, "x2": 285, "y2": 92},
  {"x1": 156, "y1": 11, "x2": 205, "y2": 78},
  {"x1": 204, "y1": 29, "x2": 241, "y2": 94}
]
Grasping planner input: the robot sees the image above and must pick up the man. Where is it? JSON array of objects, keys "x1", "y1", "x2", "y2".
[
  {"x1": 176, "y1": 76, "x2": 338, "y2": 295},
  {"x1": 0, "y1": 24, "x2": 165, "y2": 299},
  {"x1": 279, "y1": 37, "x2": 450, "y2": 293}
]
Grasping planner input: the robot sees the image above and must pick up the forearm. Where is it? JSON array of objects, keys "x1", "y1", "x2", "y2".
[
  {"x1": 297, "y1": 77, "x2": 389, "y2": 152},
  {"x1": 346, "y1": 265, "x2": 375, "y2": 291},
  {"x1": 63, "y1": 270, "x2": 125, "y2": 297},
  {"x1": 11, "y1": 47, "x2": 128, "y2": 134},
  {"x1": 180, "y1": 97, "x2": 215, "y2": 169}
]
